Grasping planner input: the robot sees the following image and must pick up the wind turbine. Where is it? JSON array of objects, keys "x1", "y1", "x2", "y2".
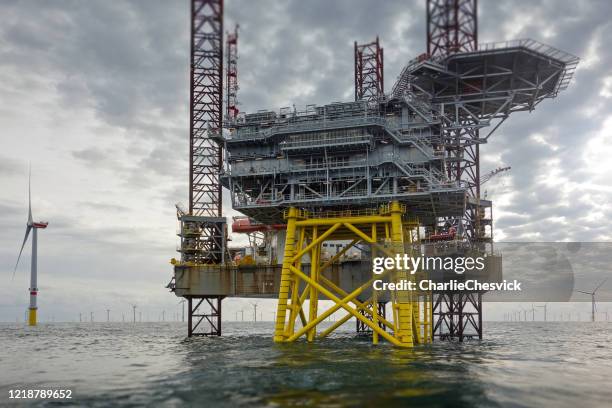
[
  {"x1": 14, "y1": 170, "x2": 48, "y2": 326},
  {"x1": 251, "y1": 302, "x2": 258, "y2": 322},
  {"x1": 178, "y1": 299, "x2": 186, "y2": 322},
  {"x1": 536, "y1": 303, "x2": 547, "y2": 322},
  {"x1": 575, "y1": 279, "x2": 607, "y2": 322}
]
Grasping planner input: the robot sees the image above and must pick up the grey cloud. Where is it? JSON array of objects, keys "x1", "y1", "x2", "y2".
[
  {"x1": 79, "y1": 201, "x2": 130, "y2": 213},
  {"x1": 72, "y1": 147, "x2": 107, "y2": 164},
  {"x1": 0, "y1": 155, "x2": 25, "y2": 176},
  {"x1": 1, "y1": 0, "x2": 611, "y2": 321}
]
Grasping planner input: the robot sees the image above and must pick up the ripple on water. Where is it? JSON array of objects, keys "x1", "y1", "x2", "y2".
[{"x1": 0, "y1": 322, "x2": 611, "y2": 407}]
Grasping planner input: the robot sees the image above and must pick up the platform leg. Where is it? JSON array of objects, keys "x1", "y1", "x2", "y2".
[{"x1": 274, "y1": 208, "x2": 298, "y2": 342}]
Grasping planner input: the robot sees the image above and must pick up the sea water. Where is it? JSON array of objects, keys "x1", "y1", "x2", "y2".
[{"x1": 1, "y1": 322, "x2": 610, "y2": 407}]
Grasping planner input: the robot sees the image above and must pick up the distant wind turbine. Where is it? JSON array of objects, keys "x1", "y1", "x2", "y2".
[
  {"x1": 13, "y1": 169, "x2": 48, "y2": 326},
  {"x1": 536, "y1": 303, "x2": 548, "y2": 322},
  {"x1": 178, "y1": 299, "x2": 186, "y2": 322},
  {"x1": 575, "y1": 279, "x2": 607, "y2": 322},
  {"x1": 251, "y1": 302, "x2": 258, "y2": 322}
]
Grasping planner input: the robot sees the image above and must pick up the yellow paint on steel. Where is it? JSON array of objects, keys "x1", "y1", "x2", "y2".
[
  {"x1": 318, "y1": 300, "x2": 372, "y2": 338},
  {"x1": 371, "y1": 223, "x2": 379, "y2": 345},
  {"x1": 273, "y1": 208, "x2": 298, "y2": 342},
  {"x1": 343, "y1": 222, "x2": 375, "y2": 243},
  {"x1": 295, "y1": 216, "x2": 392, "y2": 226},
  {"x1": 274, "y1": 202, "x2": 431, "y2": 347},
  {"x1": 307, "y1": 227, "x2": 319, "y2": 342},
  {"x1": 287, "y1": 226, "x2": 306, "y2": 335},
  {"x1": 390, "y1": 201, "x2": 414, "y2": 347},
  {"x1": 28, "y1": 308, "x2": 37, "y2": 326},
  {"x1": 318, "y1": 274, "x2": 395, "y2": 331},
  {"x1": 290, "y1": 222, "x2": 341, "y2": 263},
  {"x1": 286, "y1": 265, "x2": 403, "y2": 346},
  {"x1": 319, "y1": 238, "x2": 360, "y2": 272}
]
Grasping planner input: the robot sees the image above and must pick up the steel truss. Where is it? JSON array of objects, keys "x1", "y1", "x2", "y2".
[
  {"x1": 273, "y1": 202, "x2": 433, "y2": 347},
  {"x1": 424, "y1": 0, "x2": 483, "y2": 342},
  {"x1": 356, "y1": 301, "x2": 388, "y2": 333},
  {"x1": 354, "y1": 37, "x2": 384, "y2": 102},
  {"x1": 187, "y1": 295, "x2": 224, "y2": 336},
  {"x1": 222, "y1": 99, "x2": 467, "y2": 226},
  {"x1": 190, "y1": 0, "x2": 224, "y2": 217},
  {"x1": 398, "y1": 38, "x2": 577, "y2": 241},
  {"x1": 427, "y1": 0, "x2": 477, "y2": 58},
  {"x1": 432, "y1": 291, "x2": 482, "y2": 340},
  {"x1": 177, "y1": 214, "x2": 227, "y2": 264},
  {"x1": 183, "y1": 0, "x2": 225, "y2": 337},
  {"x1": 225, "y1": 24, "x2": 238, "y2": 124}
]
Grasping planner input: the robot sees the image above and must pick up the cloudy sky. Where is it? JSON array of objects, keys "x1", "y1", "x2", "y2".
[{"x1": 1, "y1": 0, "x2": 611, "y2": 323}]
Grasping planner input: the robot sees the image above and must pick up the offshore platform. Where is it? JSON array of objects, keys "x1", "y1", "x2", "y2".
[{"x1": 169, "y1": 0, "x2": 578, "y2": 346}]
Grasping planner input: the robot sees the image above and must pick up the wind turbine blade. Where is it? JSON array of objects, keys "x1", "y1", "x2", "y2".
[
  {"x1": 575, "y1": 290, "x2": 591, "y2": 295},
  {"x1": 13, "y1": 226, "x2": 32, "y2": 279},
  {"x1": 28, "y1": 166, "x2": 33, "y2": 223},
  {"x1": 594, "y1": 278, "x2": 608, "y2": 293},
  {"x1": 28, "y1": 164, "x2": 32, "y2": 223}
]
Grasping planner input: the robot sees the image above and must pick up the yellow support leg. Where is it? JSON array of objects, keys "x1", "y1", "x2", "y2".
[
  {"x1": 28, "y1": 308, "x2": 37, "y2": 326},
  {"x1": 274, "y1": 208, "x2": 298, "y2": 342},
  {"x1": 371, "y1": 223, "x2": 379, "y2": 345},
  {"x1": 287, "y1": 228, "x2": 306, "y2": 335},
  {"x1": 307, "y1": 227, "x2": 320, "y2": 342},
  {"x1": 390, "y1": 201, "x2": 414, "y2": 347}
]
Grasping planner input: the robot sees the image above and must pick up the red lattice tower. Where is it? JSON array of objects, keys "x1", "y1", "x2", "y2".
[
  {"x1": 225, "y1": 24, "x2": 239, "y2": 124},
  {"x1": 189, "y1": 0, "x2": 224, "y2": 217},
  {"x1": 354, "y1": 37, "x2": 384, "y2": 101},
  {"x1": 427, "y1": 0, "x2": 477, "y2": 58}
]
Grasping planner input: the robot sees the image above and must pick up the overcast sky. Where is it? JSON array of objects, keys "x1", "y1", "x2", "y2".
[{"x1": 1, "y1": 0, "x2": 611, "y2": 323}]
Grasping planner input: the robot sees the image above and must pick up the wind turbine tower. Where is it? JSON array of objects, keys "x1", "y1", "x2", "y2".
[
  {"x1": 179, "y1": 299, "x2": 186, "y2": 322},
  {"x1": 251, "y1": 302, "x2": 258, "y2": 322},
  {"x1": 576, "y1": 279, "x2": 607, "y2": 322},
  {"x1": 537, "y1": 304, "x2": 548, "y2": 322},
  {"x1": 14, "y1": 170, "x2": 48, "y2": 326}
]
